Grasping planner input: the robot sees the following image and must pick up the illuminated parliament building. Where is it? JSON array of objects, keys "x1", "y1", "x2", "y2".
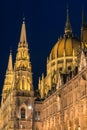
[{"x1": 0, "y1": 8, "x2": 87, "y2": 130}]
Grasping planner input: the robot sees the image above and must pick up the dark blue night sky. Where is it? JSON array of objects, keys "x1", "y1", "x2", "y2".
[{"x1": 0, "y1": 0, "x2": 87, "y2": 97}]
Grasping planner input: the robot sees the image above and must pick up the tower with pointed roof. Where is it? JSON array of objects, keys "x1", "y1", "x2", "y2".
[
  {"x1": 0, "y1": 19, "x2": 34, "y2": 130},
  {"x1": 14, "y1": 19, "x2": 33, "y2": 92},
  {"x1": 1, "y1": 51, "x2": 14, "y2": 130},
  {"x1": 81, "y1": 9, "x2": 87, "y2": 42},
  {"x1": 2, "y1": 51, "x2": 14, "y2": 103}
]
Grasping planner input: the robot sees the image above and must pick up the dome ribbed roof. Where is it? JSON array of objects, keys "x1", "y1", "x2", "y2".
[
  {"x1": 50, "y1": 36, "x2": 81, "y2": 60},
  {"x1": 49, "y1": 8, "x2": 81, "y2": 60}
]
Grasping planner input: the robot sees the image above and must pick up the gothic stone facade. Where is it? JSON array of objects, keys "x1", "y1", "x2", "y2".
[
  {"x1": 0, "y1": 8, "x2": 87, "y2": 130},
  {"x1": 39, "y1": 67, "x2": 87, "y2": 130}
]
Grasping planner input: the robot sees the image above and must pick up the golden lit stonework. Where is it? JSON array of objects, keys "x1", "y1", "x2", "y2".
[
  {"x1": 2, "y1": 51, "x2": 14, "y2": 102},
  {"x1": 38, "y1": 8, "x2": 81, "y2": 98},
  {"x1": 0, "y1": 8, "x2": 87, "y2": 130},
  {"x1": 14, "y1": 20, "x2": 33, "y2": 91}
]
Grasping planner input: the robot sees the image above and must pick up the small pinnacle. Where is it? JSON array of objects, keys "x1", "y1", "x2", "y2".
[{"x1": 10, "y1": 49, "x2": 12, "y2": 53}]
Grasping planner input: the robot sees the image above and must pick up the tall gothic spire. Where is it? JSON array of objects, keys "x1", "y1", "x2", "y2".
[
  {"x1": 64, "y1": 7, "x2": 72, "y2": 35},
  {"x1": 2, "y1": 51, "x2": 14, "y2": 102},
  {"x1": 81, "y1": 8, "x2": 87, "y2": 29},
  {"x1": 7, "y1": 50, "x2": 13, "y2": 71},
  {"x1": 81, "y1": 8, "x2": 87, "y2": 43},
  {"x1": 20, "y1": 18, "x2": 27, "y2": 43},
  {"x1": 82, "y1": 8, "x2": 85, "y2": 26},
  {"x1": 14, "y1": 19, "x2": 33, "y2": 92}
]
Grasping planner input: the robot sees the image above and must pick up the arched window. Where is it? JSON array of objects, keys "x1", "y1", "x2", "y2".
[{"x1": 21, "y1": 108, "x2": 25, "y2": 119}]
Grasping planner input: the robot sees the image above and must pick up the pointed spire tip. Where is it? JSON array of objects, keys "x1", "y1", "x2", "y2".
[
  {"x1": 67, "y1": 4, "x2": 69, "y2": 14},
  {"x1": 19, "y1": 17, "x2": 27, "y2": 43},
  {"x1": 10, "y1": 49, "x2": 12, "y2": 54},
  {"x1": 64, "y1": 6, "x2": 72, "y2": 35},
  {"x1": 7, "y1": 51, "x2": 13, "y2": 71},
  {"x1": 82, "y1": 7, "x2": 85, "y2": 25},
  {"x1": 23, "y1": 17, "x2": 25, "y2": 24}
]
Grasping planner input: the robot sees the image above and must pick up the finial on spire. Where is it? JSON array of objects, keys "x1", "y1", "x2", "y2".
[
  {"x1": 7, "y1": 51, "x2": 13, "y2": 71},
  {"x1": 10, "y1": 49, "x2": 12, "y2": 53},
  {"x1": 82, "y1": 7, "x2": 85, "y2": 25},
  {"x1": 66, "y1": 5, "x2": 69, "y2": 22},
  {"x1": 20, "y1": 18, "x2": 27, "y2": 43},
  {"x1": 64, "y1": 6, "x2": 72, "y2": 35},
  {"x1": 23, "y1": 17, "x2": 25, "y2": 24}
]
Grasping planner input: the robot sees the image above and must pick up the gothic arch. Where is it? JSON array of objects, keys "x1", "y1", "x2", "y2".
[{"x1": 21, "y1": 107, "x2": 26, "y2": 119}]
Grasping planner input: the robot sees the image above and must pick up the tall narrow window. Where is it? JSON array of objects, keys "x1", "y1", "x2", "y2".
[
  {"x1": 22, "y1": 78, "x2": 24, "y2": 90},
  {"x1": 21, "y1": 108, "x2": 25, "y2": 119},
  {"x1": 34, "y1": 111, "x2": 41, "y2": 121},
  {"x1": 38, "y1": 111, "x2": 40, "y2": 120}
]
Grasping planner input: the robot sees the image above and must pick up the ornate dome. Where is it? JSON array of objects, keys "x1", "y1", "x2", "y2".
[
  {"x1": 50, "y1": 36, "x2": 81, "y2": 60},
  {"x1": 50, "y1": 8, "x2": 81, "y2": 60},
  {"x1": 38, "y1": 8, "x2": 83, "y2": 98}
]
